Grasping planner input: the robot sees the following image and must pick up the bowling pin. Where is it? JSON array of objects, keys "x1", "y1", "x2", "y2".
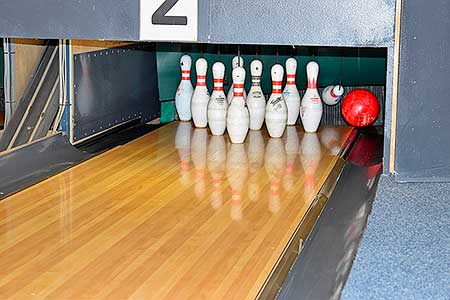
[
  {"x1": 247, "y1": 60, "x2": 266, "y2": 130},
  {"x1": 191, "y1": 58, "x2": 210, "y2": 128},
  {"x1": 283, "y1": 58, "x2": 301, "y2": 125},
  {"x1": 207, "y1": 62, "x2": 227, "y2": 135},
  {"x1": 322, "y1": 85, "x2": 344, "y2": 106},
  {"x1": 300, "y1": 61, "x2": 323, "y2": 133},
  {"x1": 175, "y1": 55, "x2": 194, "y2": 121},
  {"x1": 226, "y1": 67, "x2": 250, "y2": 144},
  {"x1": 265, "y1": 64, "x2": 288, "y2": 138},
  {"x1": 227, "y1": 56, "x2": 247, "y2": 104}
]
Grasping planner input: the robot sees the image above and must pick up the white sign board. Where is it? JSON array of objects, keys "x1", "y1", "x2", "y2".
[{"x1": 140, "y1": 0, "x2": 198, "y2": 41}]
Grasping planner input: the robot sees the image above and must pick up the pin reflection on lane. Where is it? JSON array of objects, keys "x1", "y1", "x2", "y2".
[
  {"x1": 265, "y1": 138, "x2": 286, "y2": 213},
  {"x1": 227, "y1": 143, "x2": 248, "y2": 221},
  {"x1": 299, "y1": 132, "x2": 322, "y2": 197},
  {"x1": 191, "y1": 128, "x2": 208, "y2": 199},
  {"x1": 174, "y1": 121, "x2": 193, "y2": 187},
  {"x1": 207, "y1": 135, "x2": 227, "y2": 209},
  {"x1": 283, "y1": 126, "x2": 300, "y2": 191},
  {"x1": 247, "y1": 130, "x2": 265, "y2": 202},
  {"x1": 320, "y1": 127, "x2": 341, "y2": 156},
  {"x1": 174, "y1": 122, "x2": 329, "y2": 219}
]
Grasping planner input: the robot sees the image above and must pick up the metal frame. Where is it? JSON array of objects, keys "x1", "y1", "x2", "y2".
[
  {"x1": 0, "y1": 133, "x2": 91, "y2": 199},
  {"x1": 70, "y1": 44, "x2": 160, "y2": 144}
]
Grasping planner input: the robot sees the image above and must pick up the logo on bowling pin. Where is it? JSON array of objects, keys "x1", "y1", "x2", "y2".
[
  {"x1": 265, "y1": 64, "x2": 288, "y2": 138},
  {"x1": 283, "y1": 58, "x2": 301, "y2": 125},
  {"x1": 300, "y1": 61, "x2": 323, "y2": 133},
  {"x1": 175, "y1": 55, "x2": 193, "y2": 121},
  {"x1": 191, "y1": 58, "x2": 210, "y2": 128},
  {"x1": 322, "y1": 85, "x2": 344, "y2": 106},
  {"x1": 226, "y1": 67, "x2": 250, "y2": 144},
  {"x1": 247, "y1": 60, "x2": 266, "y2": 130},
  {"x1": 227, "y1": 56, "x2": 247, "y2": 104},
  {"x1": 207, "y1": 62, "x2": 227, "y2": 136}
]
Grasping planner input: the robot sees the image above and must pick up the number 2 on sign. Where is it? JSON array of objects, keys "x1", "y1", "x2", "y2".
[
  {"x1": 152, "y1": 0, "x2": 188, "y2": 25},
  {"x1": 140, "y1": 0, "x2": 197, "y2": 41}
]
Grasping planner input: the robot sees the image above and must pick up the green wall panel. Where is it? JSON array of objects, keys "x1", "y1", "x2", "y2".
[{"x1": 156, "y1": 44, "x2": 387, "y2": 101}]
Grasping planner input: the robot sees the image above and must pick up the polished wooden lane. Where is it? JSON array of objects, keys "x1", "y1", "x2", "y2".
[{"x1": 0, "y1": 122, "x2": 353, "y2": 300}]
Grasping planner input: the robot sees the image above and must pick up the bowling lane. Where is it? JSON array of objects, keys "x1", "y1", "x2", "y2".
[{"x1": 0, "y1": 122, "x2": 353, "y2": 300}]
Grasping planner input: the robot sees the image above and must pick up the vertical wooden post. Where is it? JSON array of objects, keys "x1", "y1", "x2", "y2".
[{"x1": 389, "y1": 0, "x2": 402, "y2": 173}]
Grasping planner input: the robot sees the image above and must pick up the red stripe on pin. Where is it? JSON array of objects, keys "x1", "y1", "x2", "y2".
[
  {"x1": 307, "y1": 79, "x2": 317, "y2": 88},
  {"x1": 234, "y1": 92, "x2": 244, "y2": 97},
  {"x1": 272, "y1": 81, "x2": 282, "y2": 85},
  {"x1": 182, "y1": 77, "x2": 190, "y2": 80},
  {"x1": 197, "y1": 82, "x2": 206, "y2": 86},
  {"x1": 197, "y1": 75, "x2": 206, "y2": 79},
  {"x1": 272, "y1": 89, "x2": 282, "y2": 93},
  {"x1": 234, "y1": 84, "x2": 244, "y2": 88},
  {"x1": 214, "y1": 87, "x2": 223, "y2": 91},
  {"x1": 287, "y1": 74, "x2": 296, "y2": 78},
  {"x1": 214, "y1": 79, "x2": 224, "y2": 83},
  {"x1": 330, "y1": 89, "x2": 336, "y2": 97},
  {"x1": 182, "y1": 70, "x2": 190, "y2": 74}
]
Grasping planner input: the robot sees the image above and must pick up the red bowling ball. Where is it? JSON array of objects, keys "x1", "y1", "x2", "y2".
[{"x1": 341, "y1": 89, "x2": 380, "y2": 127}]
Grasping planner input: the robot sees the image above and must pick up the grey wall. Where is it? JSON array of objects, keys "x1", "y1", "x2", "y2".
[
  {"x1": 0, "y1": 0, "x2": 395, "y2": 46},
  {"x1": 198, "y1": 0, "x2": 395, "y2": 47},
  {"x1": 395, "y1": 1, "x2": 450, "y2": 182},
  {"x1": 0, "y1": 0, "x2": 139, "y2": 40}
]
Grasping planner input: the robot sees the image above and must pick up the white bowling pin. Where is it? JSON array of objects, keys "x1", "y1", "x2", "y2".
[
  {"x1": 191, "y1": 58, "x2": 210, "y2": 128},
  {"x1": 283, "y1": 58, "x2": 301, "y2": 125},
  {"x1": 300, "y1": 61, "x2": 323, "y2": 133},
  {"x1": 227, "y1": 56, "x2": 247, "y2": 104},
  {"x1": 247, "y1": 60, "x2": 266, "y2": 130},
  {"x1": 207, "y1": 62, "x2": 227, "y2": 136},
  {"x1": 226, "y1": 67, "x2": 250, "y2": 144},
  {"x1": 265, "y1": 64, "x2": 288, "y2": 138},
  {"x1": 322, "y1": 85, "x2": 344, "y2": 106},
  {"x1": 175, "y1": 55, "x2": 193, "y2": 121}
]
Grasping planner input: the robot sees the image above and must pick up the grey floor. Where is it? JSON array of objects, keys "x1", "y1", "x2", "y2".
[
  {"x1": 342, "y1": 175, "x2": 450, "y2": 300},
  {"x1": 278, "y1": 130, "x2": 383, "y2": 300}
]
